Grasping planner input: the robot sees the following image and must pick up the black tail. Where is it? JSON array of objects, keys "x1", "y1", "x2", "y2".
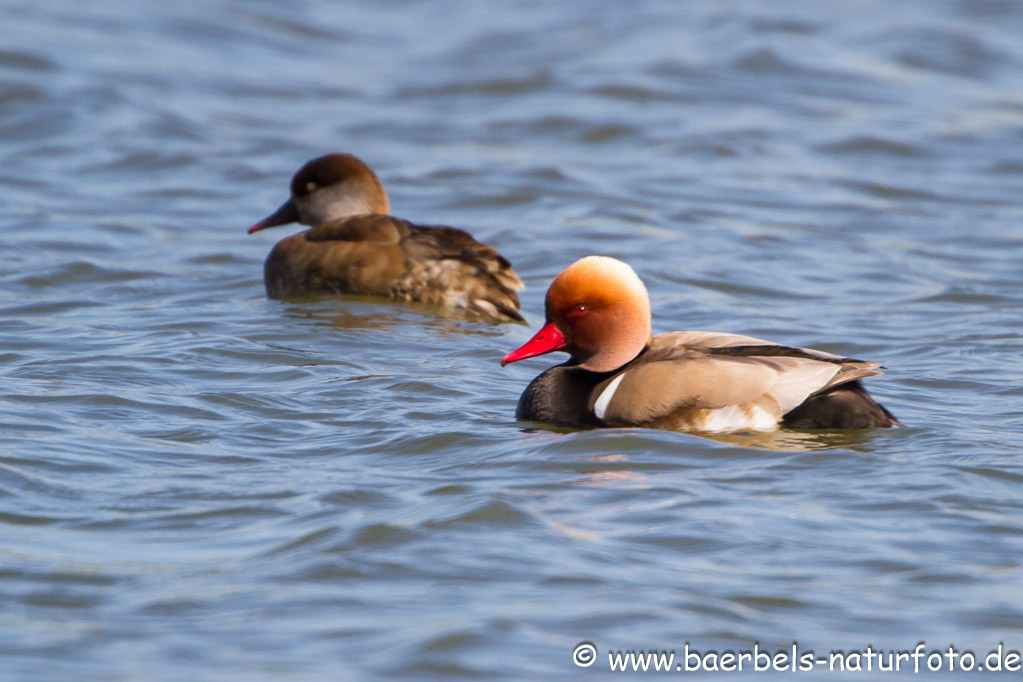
[{"x1": 782, "y1": 380, "x2": 902, "y2": 430}]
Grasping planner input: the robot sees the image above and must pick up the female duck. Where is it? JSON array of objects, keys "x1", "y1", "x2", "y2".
[
  {"x1": 248, "y1": 153, "x2": 523, "y2": 321},
  {"x1": 502, "y1": 256, "x2": 901, "y2": 431}
]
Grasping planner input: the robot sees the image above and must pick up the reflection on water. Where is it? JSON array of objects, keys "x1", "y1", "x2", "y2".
[
  {"x1": 696, "y1": 428, "x2": 883, "y2": 452},
  {"x1": 520, "y1": 421, "x2": 886, "y2": 452}
]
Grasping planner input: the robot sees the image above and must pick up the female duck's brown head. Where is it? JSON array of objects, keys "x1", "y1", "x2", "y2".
[
  {"x1": 502, "y1": 256, "x2": 653, "y2": 372},
  {"x1": 248, "y1": 153, "x2": 390, "y2": 233}
]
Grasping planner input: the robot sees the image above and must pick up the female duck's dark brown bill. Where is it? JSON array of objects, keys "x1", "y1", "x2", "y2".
[{"x1": 248, "y1": 199, "x2": 300, "y2": 234}]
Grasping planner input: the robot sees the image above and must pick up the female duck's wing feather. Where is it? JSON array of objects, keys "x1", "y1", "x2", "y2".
[
  {"x1": 399, "y1": 223, "x2": 523, "y2": 321},
  {"x1": 265, "y1": 214, "x2": 523, "y2": 321}
]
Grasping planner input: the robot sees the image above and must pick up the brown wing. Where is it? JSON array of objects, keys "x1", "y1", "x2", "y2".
[
  {"x1": 403, "y1": 225, "x2": 524, "y2": 291},
  {"x1": 594, "y1": 331, "x2": 883, "y2": 425},
  {"x1": 263, "y1": 214, "x2": 523, "y2": 321},
  {"x1": 395, "y1": 224, "x2": 524, "y2": 321}
]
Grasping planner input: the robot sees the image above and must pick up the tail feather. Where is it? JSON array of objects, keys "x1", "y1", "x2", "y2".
[
  {"x1": 469, "y1": 295, "x2": 524, "y2": 322},
  {"x1": 782, "y1": 380, "x2": 902, "y2": 430},
  {"x1": 402, "y1": 224, "x2": 523, "y2": 321}
]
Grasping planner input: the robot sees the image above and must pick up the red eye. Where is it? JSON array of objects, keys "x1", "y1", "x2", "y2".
[{"x1": 573, "y1": 305, "x2": 588, "y2": 316}]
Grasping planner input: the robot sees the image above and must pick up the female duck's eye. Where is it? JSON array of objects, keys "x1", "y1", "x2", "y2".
[{"x1": 573, "y1": 305, "x2": 588, "y2": 316}]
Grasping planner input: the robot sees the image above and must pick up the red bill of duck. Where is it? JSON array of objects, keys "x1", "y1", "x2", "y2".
[
  {"x1": 248, "y1": 153, "x2": 524, "y2": 321},
  {"x1": 502, "y1": 256, "x2": 902, "y2": 432}
]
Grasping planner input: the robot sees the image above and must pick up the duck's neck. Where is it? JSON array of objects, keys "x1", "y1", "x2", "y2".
[
  {"x1": 576, "y1": 303, "x2": 652, "y2": 372},
  {"x1": 577, "y1": 331, "x2": 652, "y2": 372}
]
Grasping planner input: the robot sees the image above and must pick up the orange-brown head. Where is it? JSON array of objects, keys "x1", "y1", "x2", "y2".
[
  {"x1": 502, "y1": 256, "x2": 652, "y2": 371},
  {"x1": 248, "y1": 153, "x2": 390, "y2": 234}
]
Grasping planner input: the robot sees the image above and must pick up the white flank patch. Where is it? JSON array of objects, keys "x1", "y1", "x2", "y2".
[
  {"x1": 593, "y1": 373, "x2": 626, "y2": 421},
  {"x1": 749, "y1": 405, "x2": 779, "y2": 431},
  {"x1": 703, "y1": 404, "x2": 778, "y2": 432}
]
